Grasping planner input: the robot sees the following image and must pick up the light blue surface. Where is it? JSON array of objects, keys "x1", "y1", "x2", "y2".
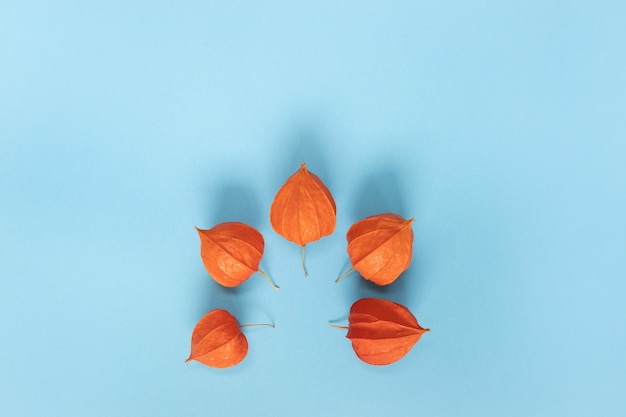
[{"x1": 1, "y1": 1, "x2": 625, "y2": 416}]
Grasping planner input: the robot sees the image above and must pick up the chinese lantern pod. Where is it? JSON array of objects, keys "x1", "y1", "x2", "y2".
[
  {"x1": 186, "y1": 309, "x2": 248, "y2": 368},
  {"x1": 270, "y1": 162, "x2": 336, "y2": 246},
  {"x1": 346, "y1": 213, "x2": 414, "y2": 286},
  {"x1": 196, "y1": 222, "x2": 265, "y2": 287},
  {"x1": 347, "y1": 298, "x2": 428, "y2": 366}
]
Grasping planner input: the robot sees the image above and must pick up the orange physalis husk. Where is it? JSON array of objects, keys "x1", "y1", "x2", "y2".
[
  {"x1": 336, "y1": 213, "x2": 414, "y2": 286},
  {"x1": 186, "y1": 309, "x2": 248, "y2": 368},
  {"x1": 270, "y1": 162, "x2": 336, "y2": 277},
  {"x1": 196, "y1": 222, "x2": 279, "y2": 290},
  {"x1": 340, "y1": 298, "x2": 429, "y2": 366}
]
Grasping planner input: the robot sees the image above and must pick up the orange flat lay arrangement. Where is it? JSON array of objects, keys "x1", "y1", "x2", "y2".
[{"x1": 187, "y1": 163, "x2": 428, "y2": 368}]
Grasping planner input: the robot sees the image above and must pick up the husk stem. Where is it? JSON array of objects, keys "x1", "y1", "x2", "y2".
[
  {"x1": 302, "y1": 245, "x2": 309, "y2": 278},
  {"x1": 239, "y1": 323, "x2": 275, "y2": 329},
  {"x1": 334, "y1": 267, "x2": 355, "y2": 284},
  {"x1": 257, "y1": 269, "x2": 280, "y2": 290}
]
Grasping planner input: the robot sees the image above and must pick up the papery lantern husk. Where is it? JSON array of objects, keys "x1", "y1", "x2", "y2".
[
  {"x1": 197, "y1": 222, "x2": 271, "y2": 288},
  {"x1": 346, "y1": 213, "x2": 414, "y2": 285},
  {"x1": 186, "y1": 309, "x2": 248, "y2": 368},
  {"x1": 346, "y1": 298, "x2": 428, "y2": 366},
  {"x1": 270, "y1": 162, "x2": 336, "y2": 246}
]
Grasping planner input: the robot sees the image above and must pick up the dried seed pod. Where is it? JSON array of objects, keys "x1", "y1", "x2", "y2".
[
  {"x1": 270, "y1": 162, "x2": 336, "y2": 276},
  {"x1": 197, "y1": 222, "x2": 278, "y2": 290},
  {"x1": 338, "y1": 298, "x2": 428, "y2": 366},
  {"x1": 337, "y1": 213, "x2": 414, "y2": 286},
  {"x1": 186, "y1": 309, "x2": 248, "y2": 368}
]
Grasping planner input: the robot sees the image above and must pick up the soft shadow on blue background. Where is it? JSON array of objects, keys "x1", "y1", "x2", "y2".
[{"x1": 1, "y1": 1, "x2": 625, "y2": 416}]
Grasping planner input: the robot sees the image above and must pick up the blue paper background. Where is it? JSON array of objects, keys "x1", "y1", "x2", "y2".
[{"x1": 2, "y1": 1, "x2": 625, "y2": 416}]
